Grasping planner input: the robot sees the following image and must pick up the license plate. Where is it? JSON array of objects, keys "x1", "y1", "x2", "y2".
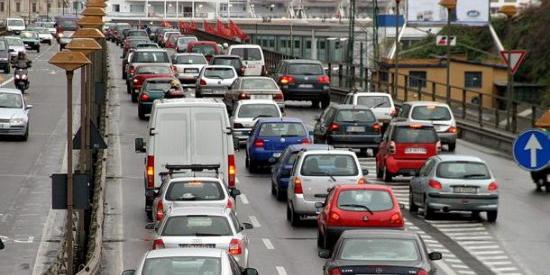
[
  {"x1": 405, "y1": 147, "x2": 426, "y2": 154},
  {"x1": 453, "y1": 186, "x2": 478, "y2": 194},
  {"x1": 179, "y1": 244, "x2": 215, "y2": 248},
  {"x1": 251, "y1": 95, "x2": 271, "y2": 99},
  {"x1": 273, "y1": 152, "x2": 282, "y2": 158},
  {"x1": 347, "y1": 126, "x2": 365, "y2": 132},
  {"x1": 299, "y1": 84, "x2": 313, "y2": 88},
  {"x1": 184, "y1": 68, "x2": 198, "y2": 73},
  {"x1": 0, "y1": 123, "x2": 9, "y2": 129}
]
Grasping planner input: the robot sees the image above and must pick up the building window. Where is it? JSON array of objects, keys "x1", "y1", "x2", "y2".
[
  {"x1": 379, "y1": 71, "x2": 388, "y2": 82},
  {"x1": 408, "y1": 71, "x2": 427, "y2": 88},
  {"x1": 32, "y1": 3, "x2": 37, "y2": 12},
  {"x1": 465, "y1": 71, "x2": 482, "y2": 88},
  {"x1": 16, "y1": 2, "x2": 20, "y2": 12},
  {"x1": 0, "y1": 2, "x2": 4, "y2": 12},
  {"x1": 113, "y1": 4, "x2": 120, "y2": 12}
]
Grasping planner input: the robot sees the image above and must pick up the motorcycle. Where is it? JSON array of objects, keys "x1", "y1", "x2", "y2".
[{"x1": 13, "y1": 66, "x2": 30, "y2": 93}]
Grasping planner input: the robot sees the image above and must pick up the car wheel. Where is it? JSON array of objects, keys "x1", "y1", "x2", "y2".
[
  {"x1": 471, "y1": 211, "x2": 481, "y2": 220},
  {"x1": 311, "y1": 99, "x2": 320, "y2": 108},
  {"x1": 122, "y1": 71, "x2": 127, "y2": 80},
  {"x1": 321, "y1": 97, "x2": 330, "y2": 109},
  {"x1": 289, "y1": 205, "x2": 300, "y2": 226},
  {"x1": 383, "y1": 165, "x2": 393, "y2": 182},
  {"x1": 4, "y1": 66, "x2": 10, "y2": 74},
  {"x1": 359, "y1": 149, "x2": 368, "y2": 157},
  {"x1": 371, "y1": 148, "x2": 379, "y2": 157},
  {"x1": 131, "y1": 90, "x2": 138, "y2": 103},
  {"x1": 376, "y1": 165, "x2": 383, "y2": 179},
  {"x1": 545, "y1": 183, "x2": 550, "y2": 193},
  {"x1": 276, "y1": 185, "x2": 286, "y2": 201},
  {"x1": 317, "y1": 229, "x2": 324, "y2": 248},
  {"x1": 448, "y1": 142, "x2": 456, "y2": 152},
  {"x1": 423, "y1": 197, "x2": 435, "y2": 220},
  {"x1": 126, "y1": 84, "x2": 131, "y2": 94},
  {"x1": 37, "y1": 47, "x2": 40, "y2": 53},
  {"x1": 245, "y1": 153, "x2": 250, "y2": 168},
  {"x1": 138, "y1": 105, "x2": 146, "y2": 120},
  {"x1": 271, "y1": 181, "x2": 276, "y2": 196},
  {"x1": 286, "y1": 203, "x2": 291, "y2": 221},
  {"x1": 20, "y1": 126, "x2": 29, "y2": 141},
  {"x1": 487, "y1": 210, "x2": 498, "y2": 223},
  {"x1": 409, "y1": 189, "x2": 418, "y2": 213},
  {"x1": 48, "y1": 41, "x2": 51, "y2": 45}
]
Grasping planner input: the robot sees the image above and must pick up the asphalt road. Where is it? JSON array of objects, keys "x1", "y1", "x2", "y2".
[
  {"x1": 101, "y1": 42, "x2": 549, "y2": 275},
  {"x1": 0, "y1": 42, "x2": 84, "y2": 274}
]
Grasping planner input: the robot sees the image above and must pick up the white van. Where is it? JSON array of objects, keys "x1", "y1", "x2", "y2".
[
  {"x1": 135, "y1": 98, "x2": 237, "y2": 218},
  {"x1": 227, "y1": 44, "x2": 265, "y2": 76},
  {"x1": 5, "y1": 18, "x2": 25, "y2": 34}
]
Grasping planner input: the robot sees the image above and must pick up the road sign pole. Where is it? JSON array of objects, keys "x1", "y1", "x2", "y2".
[
  {"x1": 66, "y1": 70, "x2": 74, "y2": 275},
  {"x1": 506, "y1": 51, "x2": 514, "y2": 131}
]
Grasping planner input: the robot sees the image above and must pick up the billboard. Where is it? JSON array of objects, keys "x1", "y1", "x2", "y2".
[{"x1": 407, "y1": 0, "x2": 489, "y2": 26}]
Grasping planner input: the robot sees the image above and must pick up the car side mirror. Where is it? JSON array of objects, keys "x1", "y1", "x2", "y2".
[
  {"x1": 362, "y1": 168, "x2": 369, "y2": 176},
  {"x1": 429, "y1": 252, "x2": 442, "y2": 261},
  {"x1": 242, "y1": 268, "x2": 259, "y2": 275},
  {"x1": 314, "y1": 201, "x2": 325, "y2": 209},
  {"x1": 242, "y1": 222, "x2": 253, "y2": 230},
  {"x1": 0, "y1": 239, "x2": 4, "y2": 250},
  {"x1": 280, "y1": 169, "x2": 291, "y2": 177},
  {"x1": 314, "y1": 114, "x2": 321, "y2": 121},
  {"x1": 134, "y1": 138, "x2": 146, "y2": 153},
  {"x1": 121, "y1": 270, "x2": 136, "y2": 275},
  {"x1": 230, "y1": 188, "x2": 241, "y2": 197},
  {"x1": 26, "y1": 104, "x2": 33, "y2": 110},
  {"x1": 145, "y1": 190, "x2": 158, "y2": 199},
  {"x1": 144, "y1": 222, "x2": 156, "y2": 230},
  {"x1": 318, "y1": 249, "x2": 331, "y2": 259},
  {"x1": 399, "y1": 203, "x2": 405, "y2": 209}
]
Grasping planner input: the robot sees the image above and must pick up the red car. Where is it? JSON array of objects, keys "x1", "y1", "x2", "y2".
[
  {"x1": 376, "y1": 121, "x2": 441, "y2": 182},
  {"x1": 165, "y1": 33, "x2": 183, "y2": 49},
  {"x1": 316, "y1": 184, "x2": 404, "y2": 249},
  {"x1": 130, "y1": 64, "x2": 176, "y2": 102},
  {"x1": 187, "y1": 41, "x2": 222, "y2": 62}
]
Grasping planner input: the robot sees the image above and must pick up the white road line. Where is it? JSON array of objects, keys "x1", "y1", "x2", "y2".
[
  {"x1": 478, "y1": 255, "x2": 510, "y2": 260},
  {"x1": 472, "y1": 250, "x2": 505, "y2": 255},
  {"x1": 465, "y1": 245, "x2": 500, "y2": 250},
  {"x1": 459, "y1": 241, "x2": 496, "y2": 245},
  {"x1": 262, "y1": 238, "x2": 274, "y2": 250},
  {"x1": 239, "y1": 194, "x2": 249, "y2": 204},
  {"x1": 276, "y1": 266, "x2": 287, "y2": 275},
  {"x1": 435, "y1": 261, "x2": 458, "y2": 275},
  {"x1": 492, "y1": 267, "x2": 519, "y2": 271},
  {"x1": 451, "y1": 264, "x2": 469, "y2": 269},
  {"x1": 486, "y1": 261, "x2": 515, "y2": 266},
  {"x1": 452, "y1": 235, "x2": 493, "y2": 241},
  {"x1": 433, "y1": 223, "x2": 485, "y2": 228},
  {"x1": 0, "y1": 76, "x2": 14, "y2": 87},
  {"x1": 447, "y1": 232, "x2": 490, "y2": 236},
  {"x1": 249, "y1": 216, "x2": 261, "y2": 228},
  {"x1": 439, "y1": 227, "x2": 486, "y2": 232},
  {"x1": 457, "y1": 270, "x2": 476, "y2": 274}
]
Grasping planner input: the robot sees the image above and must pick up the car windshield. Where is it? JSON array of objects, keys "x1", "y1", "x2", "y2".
[
  {"x1": 0, "y1": 93, "x2": 22, "y2": 108},
  {"x1": 301, "y1": 154, "x2": 358, "y2": 176},
  {"x1": 203, "y1": 67, "x2": 235, "y2": 79},
  {"x1": 241, "y1": 79, "x2": 278, "y2": 90},
  {"x1": 177, "y1": 37, "x2": 198, "y2": 45},
  {"x1": 288, "y1": 63, "x2": 323, "y2": 75},
  {"x1": 230, "y1": 47, "x2": 262, "y2": 61},
  {"x1": 7, "y1": 19, "x2": 24, "y2": 26},
  {"x1": 144, "y1": 81, "x2": 171, "y2": 91},
  {"x1": 191, "y1": 45, "x2": 217, "y2": 55},
  {"x1": 162, "y1": 216, "x2": 232, "y2": 236},
  {"x1": 411, "y1": 105, "x2": 452, "y2": 121},
  {"x1": 20, "y1": 32, "x2": 38, "y2": 39},
  {"x1": 133, "y1": 51, "x2": 169, "y2": 63},
  {"x1": 129, "y1": 39, "x2": 150, "y2": 47},
  {"x1": 437, "y1": 161, "x2": 491, "y2": 179},
  {"x1": 335, "y1": 109, "x2": 376, "y2": 123},
  {"x1": 137, "y1": 44, "x2": 159, "y2": 49},
  {"x1": 142, "y1": 256, "x2": 221, "y2": 275},
  {"x1": 238, "y1": 104, "x2": 280, "y2": 119},
  {"x1": 211, "y1": 58, "x2": 240, "y2": 67},
  {"x1": 175, "y1": 55, "x2": 207, "y2": 64},
  {"x1": 137, "y1": 66, "x2": 172, "y2": 74},
  {"x1": 166, "y1": 181, "x2": 225, "y2": 201},
  {"x1": 338, "y1": 190, "x2": 393, "y2": 211},
  {"x1": 339, "y1": 239, "x2": 420, "y2": 261},
  {"x1": 393, "y1": 126, "x2": 438, "y2": 143},
  {"x1": 128, "y1": 31, "x2": 147, "y2": 37},
  {"x1": 259, "y1": 122, "x2": 306, "y2": 137},
  {"x1": 357, "y1": 96, "x2": 392, "y2": 108},
  {"x1": 6, "y1": 38, "x2": 23, "y2": 46}
]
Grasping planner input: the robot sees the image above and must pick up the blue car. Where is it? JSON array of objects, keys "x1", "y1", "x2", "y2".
[
  {"x1": 246, "y1": 118, "x2": 311, "y2": 172},
  {"x1": 270, "y1": 144, "x2": 333, "y2": 201}
]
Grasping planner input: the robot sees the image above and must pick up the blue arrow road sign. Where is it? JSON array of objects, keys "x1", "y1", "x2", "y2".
[{"x1": 513, "y1": 129, "x2": 550, "y2": 171}]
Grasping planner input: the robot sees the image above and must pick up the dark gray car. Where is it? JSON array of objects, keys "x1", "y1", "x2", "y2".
[{"x1": 0, "y1": 39, "x2": 10, "y2": 73}]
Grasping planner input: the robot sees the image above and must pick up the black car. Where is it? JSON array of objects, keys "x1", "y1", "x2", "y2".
[
  {"x1": 313, "y1": 104, "x2": 381, "y2": 156},
  {"x1": 273, "y1": 59, "x2": 331, "y2": 108},
  {"x1": 210, "y1": 55, "x2": 245, "y2": 76},
  {"x1": 0, "y1": 39, "x2": 10, "y2": 73},
  {"x1": 319, "y1": 230, "x2": 442, "y2": 275}
]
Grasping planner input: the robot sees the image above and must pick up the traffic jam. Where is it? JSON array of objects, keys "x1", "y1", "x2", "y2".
[{"x1": 106, "y1": 22, "x2": 502, "y2": 275}]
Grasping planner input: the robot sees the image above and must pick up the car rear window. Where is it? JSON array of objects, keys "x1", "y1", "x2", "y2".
[
  {"x1": 128, "y1": 39, "x2": 149, "y2": 47},
  {"x1": 162, "y1": 216, "x2": 232, "y2": 236},
  {"x1": 411, "y1": 105, "x2": 452, "y2": 121},
  {"x1": 393, "y1": 126, "x2": 438, "y2": 143},
  {"x1": 128, "y1": 31, "x2": 147, "y2": 37},
  {"x1": 334, "y1": 109, "x2": 376, "y2": 123},
  {"x1": 191, "y1": 45, "x2": 217, "y2": 55},
  {"x1": 337, "y1": 190, "x2": 393, "y2": 211},
  {"x1": 356, "y1": 96, "x2": 392, "y2": 108},
  {"x1": 144, "y1": 81, "x2": 171, "y2": 91},
  {"x1": 142, "y1": 257, "x2": 221, "y2": 275},
  {"x1": 166, "y1": 181, "x2": 224, "y2": 201},
  {"x1": 21, "y1": 32, "x2": 38, "y2": 38},
  {"x1": 339, "y1": 239, "x2": 420, "y2": 261},
  {"x1": 177, "y1": 37, "x2": 198, "y2": 45},
  {"x1": 259, "y1": 122, "x2": 306, "y2": 137},
  {"x1": 238, "y1": 104, "x2": 280, "y2": 119},
  {"x1": 204, "y1": 67, "x2": 235, "y2": 79},
  {"x1": 6, "y1": 38, "x2": 24, "y2": 46},
  {"x1": 287, "y1": 63, "x2": 323, "y2": 75},
  {"x1": 241, "y1": 79, "x2": 278, "y2": 90},
  {"x1": 437, "y1": 161, "x2": 491, "y2": 179},
  {"x1": 132, "y1": 51, "x2": 169, "y2": 63},
  {"x1": 136, "y1": 66, "x2": 171, "y2": 74},
  {"x1": 175, "y1": 55, "x2": 207, "y2": 64},
  {"x1": 230, "y1": 47, "x2": 262, "y2": 61},
  {"x1": 211, "y1": 58, "x2": 241, "y2": 67},
  {"x1": 301, "y1": 154, "x2": 358, "y2": 176}
]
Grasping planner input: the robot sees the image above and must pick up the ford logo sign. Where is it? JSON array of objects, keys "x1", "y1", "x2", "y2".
[{"x1": 467, "y1": 10, "x2": 481, "y2": 18}]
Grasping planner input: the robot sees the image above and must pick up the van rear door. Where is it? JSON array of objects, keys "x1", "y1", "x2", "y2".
[{"x1": 230, "y1": 47, "x2": 264, "y2": 76}]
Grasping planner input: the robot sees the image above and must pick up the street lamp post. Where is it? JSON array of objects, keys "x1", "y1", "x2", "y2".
[
  {"x1": 439, "y1": 0, "x2": 456, "y2": 105},
  {"x1": 500, "y1": 5, "x2": 517, "y2": 131},
  {"x1": 48, "y1": 51, "x2": 91, "y2": 275},
  {"x1": 393, "y1": 0, "x2": 401, "y2": 97}
]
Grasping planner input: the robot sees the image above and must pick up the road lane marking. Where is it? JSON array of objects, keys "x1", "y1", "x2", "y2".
[
  {"x1": 239, "y1": 194, "x2": 249, "y2": 204},
  {"x1": 262, "y1": 238, "x2": 274, "y2": 250},
  {"x1": 435, "y1": 261, "x2": 458, "y2": 275},
  {"x1": 249, "y1": 216, "x2": 261, "y2": 228},
  {"x1": 276, "y1": 266, "x2": 287, "y2": 275},
  {"x1": 0, "y1": 76, "x2": 14, "y2": 87}
]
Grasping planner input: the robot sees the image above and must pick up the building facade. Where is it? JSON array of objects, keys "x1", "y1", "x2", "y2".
[
  {"x1": 490, "y1": 0, "x2": 540, "y2": 14},
  {"x1": 0, "y1": 0, "x2": 81, "y2": 22}
]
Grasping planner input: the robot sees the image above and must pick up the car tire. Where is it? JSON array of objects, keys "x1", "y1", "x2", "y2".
[
  {"x1": 37, "y1": 47, "x2": 40, "y2": 53},
  {"x1": 48, "y1": 41, "x2": 52, "y2": 45},
  {"x1": 131, "y1": 90, "x2": 138, "y2": 103},
  {"x1": 317, "y1": 229, "x2": 324, "y2": 248},
  {"x1": 487, "y1": 210, "x2": 498, "y2": 223},
  {"x1": 286, "y1": 203, "x2": 291, "y2": 221},
  {"x1": 448, "y1": 142, "x2": 456, "y2": 152},
  {"x1": 359, "y1": 149, "x2": 368, "y2": 157},
  {"x1": 383, "y1": 165, "x2": 393, "y2": 182},
  {"x1": 545, "y1": 183, "x2": 550, "y2": 193},
  {"x1": 4, "y1": 66, "x2": 10, "y2": 74},
  {"x1": 275, "y1": 185, "x2": 286, "y2": 201},
  {"x1": 321, "y1": 97, "x2": 330, "y2": 109},
  {"x1": 20, "y1": 126, "x2": 29, "y2": 141},
  {"x1": 126, "y1": 83, "x2": 131, "y2": 94},
  {"x1": 371, "y1": 148, "x2": 379, "y2": 157},
  {"x1": 471, "y1": 211, "x2": 481, "y2": 221},
  {"x1": 138, "y1": 105, "x2": 146, "y2": 120},
  {"x1": 423, "y1": 197, "x2": 435, "y2": 220},
  {"x1": 146, "y1": 209, "x2": 152, "y2": 220},
  {"x1": 311, "y1": 99, "x2": 320, "y2": 109},
  {"x1": 288, "y1": 203, "x2": 300, "y2": 227},
  {"x1": 376, "y1": 165, "x2": 383, "y2": 179},
  {"x1": 409, "y1": 189, "x2": 418, "y2": 213}
]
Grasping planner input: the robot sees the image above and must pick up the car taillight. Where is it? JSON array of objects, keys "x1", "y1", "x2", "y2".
[
  {"x1": 155, "y1": 200, "x2": 164, "y2": 221},
  {"x1": 329, "y1": 268, "x2": 342, "y2": 275},
  {"x1": 240, "y1": 66, "x2": 246, "y2": 75},
  {"x1": 318, "y1": 75, "x2": 330, "y2": 84},
  {"x1": 388, "y1": 141, "x2": 396, "y2": 154},
  {"x1": 272, "y1": 93, "x2": 284, "y2": 100},
  {"x1": 152, "y1": 239, "x2": 165, "y2": 250},
  {"x1": 254, "y1": 139, "x2": 264, "y2": 148},
  {"x1": 329, "y1": 211, "x2": 340, "y2": 223},
  {"x1": 488, "y1": 181, "x2": 498, "y2": 192},
  {"x1": 389, "y1": 108, "x2": 396, "y2": 116},
  {"x1": 146, "y1": 155, "x2": 154, "y2": 189},
  {"x1": 357, "y1": 177, "x2": 367, "y2": 184},
  {"x1": 300, "y1": 137, "x2": 311, "y2": 144},
  {"x1": 228, "y1": 239, "x2": 242, "y2": 255},
  {"x1": 416, "y1": 269, "x2": 429, "y2": 275},
  {"x1": 328, "y1": 123, "x2": 340, "y2": 132},
  {"x1": 228, "y1": 155, "x2": 236, "y2": 189},
  {"x1": 140, "y1": 92, "x2": 150, "y2": 101},
  {"x1": 199, "y1": 78, "x2": 207, "y2": 86},
  {"x1": 279, "y1": 75, "x2": 294, "y2": 85},
  {"x1": 293, "y1": 177, "x2": 303, "y2": 194},
  {"x1": 226, "y1": 197, "x2": 235, "y2": 209},
  {"x1": 171, "y1": 65, "x2": 177, "y2": 73},
  {"x1": 436, "y1": 141, "x2": 442, "y2": 152},
  {"x1": 238, "y1": 93, "x2": 250, "y2": 100},
  {"x1": 389, "y1": 212, "x2": 404, "y2": 226},
  {"x1": 128, "y1": 66, "x2": 135, "y2": 75},
  {"x1": 372, "y1": 123, "x2": 382, "y2": 133},
  {"x1": 448, "y1": 126, "x2": 457, "y2": 133},
  {"x1": 428, "y1": 179, "x2": 442, "y2": 190},
  {"x1": 233, "y1": 123, "x2": 244, "y2": 128}
]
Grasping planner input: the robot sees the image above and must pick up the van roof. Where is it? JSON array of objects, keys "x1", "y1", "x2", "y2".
[
  {"x1": 229, "y1": 44, "x2": 262, "y2": 49},
  {"x1": 155, "y1": 98, "x2": 226, "y2": 108}
]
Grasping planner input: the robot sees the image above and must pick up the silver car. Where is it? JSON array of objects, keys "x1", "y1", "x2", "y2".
[
  {"x1": 409, "y1": 155, "x2": 499, "y2": 222},
  {"x1": 342, "y1": 92, "x2": 396, "y2": 124},
  {"x1": 151, "y1": 207, "x2": 253, "y2": 267},
  {"x1": 4, "y1": 37, "x2": 26, "y2": 60},
  {"x1": 172, "y1": 53, "x2": 208, "y2": 88},
  {"x1": 231, "y1": 99, "x2": 282, "y2": 144},
  {"x1": 121, "y1": 248, "x2": 259, "y2": 275},
  {"x1": 196, "y1": 65, "x2": 238, "y2": 98},
  {"x1": 176, "y1": 36, "x2": 198, "y2": 53},
  {"x1": 0, "y1": 89, "x2": 31, "y2": 140},
  {"x1": 287, "y1": 150, "x2": 368, "y2": 226}
]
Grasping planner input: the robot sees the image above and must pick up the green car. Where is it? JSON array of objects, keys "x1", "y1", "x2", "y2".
[
  {"x1": 19, "y1": 31, "x2": 40, "y2": 52},
  {"x1": 137, "y1": 77, "x2": 184, "y2": 120}
]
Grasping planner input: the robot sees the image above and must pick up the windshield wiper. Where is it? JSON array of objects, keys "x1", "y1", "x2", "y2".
[
  {"x1": 339, "y1": 120, "x2": 358, "y2": 123},
  {"x1": 339, "y1": 204, "x2": 374, "y2": 215},
  {"x1": 322, "y1": 172, "x2": 337, "y2": 182},
  {"x1": 253, "y1": 114, "x2": 272, "y2": 120},
  {"x1": 463, "y1": 174, "x2": 487, "y2": 178},
  {"x1": 370, "y1": 102, "x2": 386, "y2": 109},
  {"x1": 192, "y1": 233, "x2": 223, "y2": 236}
]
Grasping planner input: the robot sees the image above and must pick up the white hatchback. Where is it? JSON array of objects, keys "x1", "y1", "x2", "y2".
[{"x1": 231, "y1": 99, "x2": 282, "y2": 144}]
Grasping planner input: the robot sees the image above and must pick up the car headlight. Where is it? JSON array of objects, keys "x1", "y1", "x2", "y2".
[
  {"x1": 22, "y1": 74, "x2": 27, "y2": 79},
  {"x1": 10, "y1": 118, "x2": 26, "y2": 126},
  {"x1": 15, "y1": 74, "x2": 20, "y2": 79}
]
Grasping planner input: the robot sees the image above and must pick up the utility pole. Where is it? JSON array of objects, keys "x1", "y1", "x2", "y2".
[
  {"x1": 439, "y1": 0, "x2": 457, "y2": 105},
  {"x1": 372, "y1": 0, "x2": 379, "y2": 64},
  {"x1": 393, "y1": 0, "x2": 401, "y2": 97},
  {"x1": 347, "y1": 0, "x2": 356, "y2": 67}
]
